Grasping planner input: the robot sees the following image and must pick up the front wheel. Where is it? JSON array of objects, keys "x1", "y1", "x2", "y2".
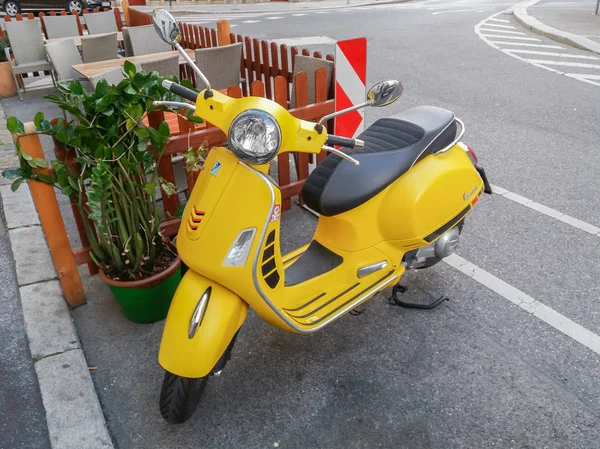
[
  {"x1": 159, "y1": 372, "x2": 208, "y2": 424},
  {"x1": 4, "y1": 0, "x2": 20, "y2": 17},
  {"x1": 67, "y1": 0, "x2": 84, "y2": 15}
]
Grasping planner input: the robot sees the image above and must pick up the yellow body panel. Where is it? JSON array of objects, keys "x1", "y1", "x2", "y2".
[{"x1": 158, "y1": 270, "x2": 248, "y2": 378}]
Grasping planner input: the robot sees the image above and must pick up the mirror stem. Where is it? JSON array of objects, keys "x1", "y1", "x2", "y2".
[
  {"x1": 174, "y1": 42, "x2": 212, "y2": 93},
  {"x1": 317, "y1": 100, "x2": 371, "y2": 126}
]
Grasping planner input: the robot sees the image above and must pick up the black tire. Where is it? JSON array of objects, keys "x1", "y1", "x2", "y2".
[
  {"x1": 417, "y1": 220, "x2": 465, "y2": 269},
  {"x1": 4, "y1": 0, "x2": 20, "y2": 17},
  {"x1": 159, "y1": 371, "x2": 208, "y2": 424},
  {"x1": 67, "y1": 0, "x2": 84, "y2": 15}
]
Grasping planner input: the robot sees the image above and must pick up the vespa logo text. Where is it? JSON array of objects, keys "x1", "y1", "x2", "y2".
[{"x1": 463, "y1": 186, "x2": 477, "y2": 201}]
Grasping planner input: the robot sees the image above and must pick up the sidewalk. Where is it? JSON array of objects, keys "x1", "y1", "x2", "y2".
[
  {"x1": 514, "y1": 0, "x2": 600, "y2": 54},
  {"x1": 135, "y1": 0, "x2": 407, "y2": 15}
]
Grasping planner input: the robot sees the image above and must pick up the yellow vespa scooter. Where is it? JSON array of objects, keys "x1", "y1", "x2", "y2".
[{"x1": 151, "y1": 9, "x2": 492, "y2": 424}]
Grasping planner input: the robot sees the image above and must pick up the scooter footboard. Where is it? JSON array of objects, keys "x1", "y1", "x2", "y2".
[{"x1": 158, "y1": 270, "x2": 248, "y2": 378}]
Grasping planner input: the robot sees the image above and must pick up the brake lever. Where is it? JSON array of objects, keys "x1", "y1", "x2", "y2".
[
  {"x1": 322, "y1": 146, "x2": 360, "y2": 166},
  {"x1": 152, "y1": 101, "x2": 196, "y2": 111}
]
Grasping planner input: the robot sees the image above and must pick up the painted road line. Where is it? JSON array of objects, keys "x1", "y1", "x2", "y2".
[
  {"x1": 489, "y1": 41, "x2": 565, "y2": 49},
  {"x1": 565, "y1": 74, "x2": 600, "y2": 86},
  {"x1": 479, "y1": 28, "x2": 526, "y2": 35},
  {"x1": 242, "y1": 20, "x2": 261, "y2": 23},
  {"x1": 481, "y1": 35, "x2": 541, "y2": 41},
  {"x1": 432, "y1": 9, "x2": 478, "y2": 15},
  {"x1": 445, "y1": 254, "x2": 600, "y2": 356},
  {"x1": 524, "y1": 60, "x2": 600, "y2": 70},
  {"x1": 488, "y1": 17, "x2": 510, "y2": 23},
  {"x1": 505, "y1": 49, "x2": 600, "y2": 60},
  {"x1": 480, "y1": 23, "x2": 516, "y2": 29},
  {"x1": 314, "y1": 11, "x2": 329, "y2": 13},
  {"x1": 266, "y1": 16, "x2": 284, "y2": 20},
  {"x1": 292, "y1": 13, "x2": 307, "y2": 16},
  {"x1": 491, "y1": 184, "x2": 600, "y2": 236}
]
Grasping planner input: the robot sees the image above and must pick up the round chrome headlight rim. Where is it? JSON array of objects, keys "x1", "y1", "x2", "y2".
[{"x1": 227, "y1": 109, "x2": 282, "y2": 165}]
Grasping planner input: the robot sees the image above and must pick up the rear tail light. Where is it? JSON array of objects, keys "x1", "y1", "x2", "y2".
[{"x1": 458, "y1": 142, "x2": 478, "y2": 165}]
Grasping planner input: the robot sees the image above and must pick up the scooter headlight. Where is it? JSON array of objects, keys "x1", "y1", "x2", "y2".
[{"x1": 228, "y1": 110, "x2": 281, "y2": 164}]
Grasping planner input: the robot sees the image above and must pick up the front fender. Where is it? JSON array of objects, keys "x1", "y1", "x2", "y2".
[{"x1": 158, "y1": 270, "x2": 248, "y2": 378}]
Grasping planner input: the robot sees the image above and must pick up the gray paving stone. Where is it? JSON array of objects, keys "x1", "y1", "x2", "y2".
[
  {"x1": 35, "y1": 350, "x2": 114, "y2": 449},
  {"x1": 9, "y1": 226, "x2": 56, "y2": 286},
  {"x1": 0, "y1": 184, "x2": 40, "y2": 229},
  {"x1": 20, "y1": 281, "x2": 79, "y2": 360}
]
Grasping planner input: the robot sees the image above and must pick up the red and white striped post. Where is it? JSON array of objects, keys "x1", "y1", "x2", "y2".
[{"x1": 334, "y1": 38, "x2": 367, "y2": 139}]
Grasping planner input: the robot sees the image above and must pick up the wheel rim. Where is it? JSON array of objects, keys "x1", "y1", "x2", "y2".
[
  {"x1": 5, "y1": 2, "x2": 17, "y2": 15},
  {"x1": 69, "y1": 0, "x2": 81, "y2": 13}
]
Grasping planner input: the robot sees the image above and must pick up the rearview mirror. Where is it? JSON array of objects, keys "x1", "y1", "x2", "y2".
[
  {"x1": 152, "y1": 9, "x2": 181, "y2": 45},
  {"x1": 367, "y1": 80, "x2": 403, "y2": 107}
]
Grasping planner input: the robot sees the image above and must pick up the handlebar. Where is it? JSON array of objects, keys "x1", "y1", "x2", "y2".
[
  {"x1": 325, "y1": 134, "x2": 365, "y2": 149},
  {"x1": 162, "y1": 80, "x2": 198, "y2": 103}
]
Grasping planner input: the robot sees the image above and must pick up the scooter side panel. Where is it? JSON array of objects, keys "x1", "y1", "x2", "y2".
[
  {"x1": 315, "y1": 146, "x2": 483, "y2": 254},
  {"x1": 158, "y1": 270, "x2": 248, "y2": 378}
]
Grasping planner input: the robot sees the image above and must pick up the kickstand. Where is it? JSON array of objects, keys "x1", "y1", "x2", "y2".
[{"x1": 389, "y1": 284, "x2": 449, "y2": 310}]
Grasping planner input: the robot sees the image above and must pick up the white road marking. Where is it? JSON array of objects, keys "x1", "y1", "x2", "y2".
[
  {"x1": 505, "y1": 49, "x2": 600, "y2": 60},
  {"x1": 488, "y1": 41, "x2": 565, "y2": 48},
  {"x1": 479, "y1": 28, "x2": 526, "y2": 35},
  {"x1": 488, "y1": 17, "x2": 510, "y2": 23},
  {"x1": 314, "y1": 10, "x2": 329, "y2": 13},
  {"x1": 432, "y1": 9, "x2": 479, "y2": 15},
  {"x1": 242, "y1": 20, "x2": 261, "y2": 23},
  {"x1": 445, "y1": 254, "x2": 600, "y2": 357},
  {"x1": 491, "y1": 184, "x2": 600, "y2": 236},
  {"x1": 266, "y1": 16, "x2": 284, "y2": 20},
  {"x1": 524, "y1": 59, "x2": 600, "y2": 70},
  {"x1": 480, "y1": 34, "x2": 541, "y2": 41},
  {"x1": 566, "y1": 74, "x2": 600, "y2": 86},
  {"x1": 292, "y1": 13, "x2": 307, "y2": 16},
  {"x1": 480, "y1": 23, "x2": 516, "y2": 29}
]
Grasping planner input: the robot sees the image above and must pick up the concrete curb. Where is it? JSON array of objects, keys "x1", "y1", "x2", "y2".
[
  {"x1": 0, "y1": 102, "x2": 114, "y2": 449},
  {"x1": 513, "y1": 0, "x2": 600, "y2": 55},
  {"x1": 137, "y1": 0, "x2": 410, "y2": 15}
]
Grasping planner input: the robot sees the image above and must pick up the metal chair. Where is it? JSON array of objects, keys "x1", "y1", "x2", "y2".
[
  {"x1": 42, "y1": 15, "x2": 80, "y2": 39},
  {"x1": 81, "y1": 32, "x2": 118, "y2": 63},
  {"x1": 4, "y1": 19, "x2": 55, "y2": 100},
  {"x1": 140, "y1": 54, "x2": 180, "y2": 78},
  {"x1": 194, "y1": 43, "x2": 243, "y2": 91},
  {"x1": 290, "y1": 55, "x2": 334, "y2": 108},
  {"x1": 122, "y1": 25, "x2": 172, "y2": 56},
  {"x1": 45, "y1": 39, "x2": 83, "y2": 81},
  {"x1": 83, "y1": 11, "x2": 117, "y2": 35}
]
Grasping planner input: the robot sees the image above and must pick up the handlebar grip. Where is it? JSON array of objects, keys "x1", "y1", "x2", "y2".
[
  {"x1": 162, "y1": 80, "x2": 198, "y2": 102},
  {"x1": 326, "y1": 135, "x2": 358, "y2": 149}
]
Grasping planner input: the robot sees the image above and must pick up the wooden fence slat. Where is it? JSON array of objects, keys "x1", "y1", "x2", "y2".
[
  {"x1": 39, "y1": 13, "x2": 48, "y2": 38},
  {"x1": 250, "y1": 80, "x2": 264, "y2": 97},
  {"x1": 204, "y1": 27, "x2": 212, "y2": 47},
  {"x1": 227, "y1": 85, "x2": 243, "y2": 98},
  {"x1": 291, "y1": 46, "x2": 298, "y2": 75},
  {"x1": 244, "y1": 37, "x2": 254, "y2": 86},
  {"x1": 252, "y1": 38, "x2": 261, "y2": 85},
  {"x1": 239, "y1": 34, "x2": 248, "y2": 95},
  {"x1": 217, "y1": 20, "x2": 230, "y2": 46},
  {"x1": 210, "y1": 28, "x2": 217, "y2": 47},
  {"x1": 261, "y1": 40, "x2": 271, "y2": 99},
  {"x1": 274, "y1": 75, "x2": 291, "y2": 210},
  {"x1": 315, "y1": 67, "x2": 330, "y2": 164},
  {"x1": 114, "y1": 8, "x2": 123, "y2": 30},
  {"x1": 302, "y1": 48, "x2": 310, "y2": 56},
  {"x1": 60, "y1": 10, "x2": 67, "y2": 15},
  {"x1": 18, "y1": 123, "x2": 86, "y2": 307},
  {"x1": 326, "y1": 54, "x2": 335, "y2": 61},
  {"x1": 313, "y1": 51, "x2": 322, "y2": 59},
  {"x1": 294, "y1": 71, "x2": 310, "y2": 197},
  {"x1": 199, "y1": 25, "x2": 206, "y2": 48}
]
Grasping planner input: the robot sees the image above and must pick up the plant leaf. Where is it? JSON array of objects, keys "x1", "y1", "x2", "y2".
[
  {"x1": 123, "y1": 60, "x2": 137, "y2": 79},
  {"x1": 158, "y1": 121, "x2": 170, "y2": 138},
  {"x1": 10, "y1": 177, "x2": 24, "y2": 191},
  {"x1": 34, "y1": 112, "x2": 44, "y2": 129},
  {"x1": 7, "y1": 116, "x2": 24, "y2": 134}
]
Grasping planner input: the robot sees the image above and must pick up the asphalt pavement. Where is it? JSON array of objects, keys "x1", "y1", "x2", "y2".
[{"x1": 71, "y1": 0, "x2": 600, "y2": 448}]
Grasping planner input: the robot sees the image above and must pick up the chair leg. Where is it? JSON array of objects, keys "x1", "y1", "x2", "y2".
[
  {"x1": 50, "y1": 70, "x2": 57, "y2": 87},
  {"x1": 12, "y1": 71, "x2": 23, "y2": 101}
]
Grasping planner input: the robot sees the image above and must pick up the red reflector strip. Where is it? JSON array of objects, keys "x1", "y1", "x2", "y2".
[
  {"x1": 471, "y1": 195, "x2": 480, "y2": 207},
  {"x1": 193, "y1": 206, "x2": 205, "y2": 216}
]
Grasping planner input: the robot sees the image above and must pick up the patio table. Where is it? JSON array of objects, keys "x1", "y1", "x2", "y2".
[
  {"x1": 71, "y1": 49, "x2": 195, "y2": 79},
  {"x1": 46, "y1": 32, "x2": 124, "y2": 47}
]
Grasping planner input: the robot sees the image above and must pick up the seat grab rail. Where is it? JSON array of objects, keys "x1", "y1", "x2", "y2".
[{"x1": 434, "y1": 117, "x2": 465, "y2": 154}]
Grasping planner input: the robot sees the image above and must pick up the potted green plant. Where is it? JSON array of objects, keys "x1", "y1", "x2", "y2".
[
  {"x1": 2, "y1": 62, "x2": 199, "y2": 323},
  {"x1": 0, "y1": 36, "x2": 17, "y2": 98}
]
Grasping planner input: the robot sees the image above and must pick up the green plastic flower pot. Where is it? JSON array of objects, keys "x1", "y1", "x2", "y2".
[{"x1": 99, "y1": 257, "x2": 182, "y2": 323}]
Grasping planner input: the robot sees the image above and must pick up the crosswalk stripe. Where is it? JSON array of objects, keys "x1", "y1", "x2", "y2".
[
  {"x1": 488, "y1": 17, "x2": 510, "y2": 23},
  {"x1": 242, "y1": 20, "x2": 261, "y2": 23},
  {"x1": 525, "y1": 59, "x2": 600, "y2": 70},
  {"x1": 481, "y1": 23, "x2": 516, "y2": 29},
  {"x1": 479, "y1": 28, "x2": 525, "y2": 35},
  {"x1": 489, "y1": 41, "x2": 565, "y2": 49},
  {"x1": 266, "y1": 16, "x2": 284, "y2": 20},
  {"x1": 480, "y1": 34, "x2": 541, "y2": 41},
  {"x1": 292, "y1": 13, "x2": 307, "y2": 16},
  {"x1": 505, "y1": 49, "x2": 600, "y2": 60}
]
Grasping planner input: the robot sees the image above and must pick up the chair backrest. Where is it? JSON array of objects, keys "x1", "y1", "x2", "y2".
[
  {"x1": 42, "y1": 15, "x2": 80, "y2": 39},
  {"x1": 290, "y1": 55, "x2": 334, "y2": 108},
  {"x1": 89, "y1": 63, "x2": 141, "y2": 87},
  {"x1": 121, "y1": 27, "x2": 134, "y2": 57},
  {"x1": 5, "y1": 19, "x2": 46, "y2": 65},
  {"x1": 81, "y1": 32, "x2": 118, "y2": 63},
  {"x1": 124, "y1": 25, "x2": 171, "y2": 56},
  {"x1": 194, "y1": 43, "x2": 242, "y2": 91},
  {"x1": 84, "y1": 11, "x2": 117, "y2": 35},
  {"x1": 45, "y1": 39, "x2": 83, "y2": 81},
  {"x1": 140, "y1": 54, "x2": 179, "y2": 78}
]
